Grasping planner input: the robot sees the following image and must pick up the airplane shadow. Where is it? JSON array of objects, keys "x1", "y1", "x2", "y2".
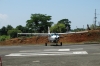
[{"x1": 50, "y1": 44, "x2": 62, "y2": 46}]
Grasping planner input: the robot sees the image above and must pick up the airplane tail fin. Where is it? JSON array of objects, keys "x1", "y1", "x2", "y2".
[{"x1": 48, "y1": 26, "x2": 50, "y2": 34}]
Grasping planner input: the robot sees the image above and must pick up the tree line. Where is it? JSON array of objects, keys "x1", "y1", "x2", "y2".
[{"x1": 0, "y1": 13, "x2": 71, "y2": 38}]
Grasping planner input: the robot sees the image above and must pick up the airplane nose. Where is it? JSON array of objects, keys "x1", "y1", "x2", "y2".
[
  {"x1": 58, "y1": 37, "x2": 59, "y2": 39},
  {"x1": 55, "y1": 37, "x2": 59, "y2": 39}
]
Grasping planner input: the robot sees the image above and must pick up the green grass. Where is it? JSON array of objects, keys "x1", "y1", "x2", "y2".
[{"x1": 0, "y1": 35, "x2": 10, "y2": 41}]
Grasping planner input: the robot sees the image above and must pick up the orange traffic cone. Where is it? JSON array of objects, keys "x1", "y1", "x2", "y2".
[{"x1": 0, "y1": 57, "x2": 2, "y2": 66}]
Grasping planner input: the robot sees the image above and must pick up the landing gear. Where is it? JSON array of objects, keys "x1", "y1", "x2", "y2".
[
  {"x1": 45, "y1": 42, "x2": 62, "y2": 46},
  {"x1": 60, "y1": 42, "x2": 62, "y2": 46},
  {"x1": 45, "y1": 43, "x2": 47, "y2": 46}
]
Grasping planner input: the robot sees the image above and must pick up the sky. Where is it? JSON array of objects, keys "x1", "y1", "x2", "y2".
[{"x1": 0, "y1": 0, "x2": 100, "y2": 29}]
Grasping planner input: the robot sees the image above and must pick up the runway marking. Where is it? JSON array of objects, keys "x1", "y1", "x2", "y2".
[
  {"x1": 19, "y1": 48, "x2": 83, "y2": 52},
  {"x1": 5, "y1": 48, "x2": 88, "y2": 56},
  {"x1": 33, "y1": 60, "x2": 40, "y2": 63},
  {"x1": 44, "y1": 49, "x2": 70, "y2": 51},
  {"x1": 20, "y1": 49, "x2": 70, "y2": 52},
  {"x1": 5, "y1": 51, "x2": 88, "y2": 56},
  {"x1": 58, "y1": 49, "x2": 70, "y2": 51},
  {"x1": 73, "y1": 51, "x2": 88, "y2": 54}
]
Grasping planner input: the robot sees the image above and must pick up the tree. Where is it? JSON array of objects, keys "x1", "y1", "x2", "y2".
[
  {"x1": 26, "y1": 14, "x2": 53, "y2": 33},
  {"x1": 57, "y1": 19, "x2": 71, "y2": 31},
  {"x1": 6, "y1": 25, "x2": 13, "y2": 32},
  {"x1": 0, "y1": 26, "x2": 7, "y2": 35},
  {"x1": 50, "y1": 23, "x2": 65, "y2": 33},
  {"x1": 7, "y1": 29, "x2": 22, "y2": 38},
  {"x1": 16, "y1": 25, "x2": 23, "y2": 30},
  {"x1": 0, "y1": 25, "x2": 13, "y2": 35},
  {"x1": 16, "y1": 25, "x2": 29, "y2": 33}
]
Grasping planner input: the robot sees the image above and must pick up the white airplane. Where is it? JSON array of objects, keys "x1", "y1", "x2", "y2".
[
  {"x1": 17, "y1": 27, "x2": 88, "y2": 46},
  {"x1": 46, "y1": 33, "x2": 61, "y2": 46},
  {"x1": 17, "y1": 27, "x2": 62, "y2": 46}
]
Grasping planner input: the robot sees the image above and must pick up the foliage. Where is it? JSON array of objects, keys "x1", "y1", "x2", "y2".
[
  {"x1": 50, "y1": 23, "x2": 66, "y2": 33},
  {"x1": 0, "y1": 35, "x2": 10, "y2": 41},
  {"x1": 0, "y1": 25, "x2": 13, "y2": 35},
  {"x1": 71, "y1": 28, "x2": 85, "y2": 32},
  {"x1": 7, "y1": 29, "x2": 22, "y2": 38},
  {"x1": 16, "y1": 25, "x2": 29, "y2": 33},
  {"x1": 26, "y1": 13, "x2": 53, "y2": 33},
  {"x1": 6, "y1": 25, "x2": 13, "y2": 31},
  {"x1": 96, "y1": 26, "x2": 100, "y2": 30},
  {"x1": 0, "y1": 26, "x2": 7, "y2": 35},
  {"x1": 57, "y1": 19, "x2": 71, "y2": 31},
  {"x1": 90, "y1": 24, "x2": 95, "y2": 30}
]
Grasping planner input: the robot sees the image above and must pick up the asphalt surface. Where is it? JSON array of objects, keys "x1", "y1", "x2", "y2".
[{"x1": 0, "y1": 44, "x2": 100, "y2": 66}]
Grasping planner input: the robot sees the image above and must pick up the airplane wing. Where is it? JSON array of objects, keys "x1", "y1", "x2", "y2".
[
  {"x1": 18, "y1": 26, "x2": 88, "y2": 35},
  {"x1": 56, "y1": 31, "x2": 88, "y2": 34},
  {"x1": 17, "y1": 33, "x2": 49, "y2": 36},
  {"x1": 17, "y1": 31, "x2": 88, "y2": 36}
]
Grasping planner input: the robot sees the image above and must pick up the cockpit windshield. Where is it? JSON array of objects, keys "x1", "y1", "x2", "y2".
[{"x1": 50, "y1": 33, "x2": 59, "y2": 36}]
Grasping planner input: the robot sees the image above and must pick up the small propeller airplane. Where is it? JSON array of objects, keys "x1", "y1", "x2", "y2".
[
  {"x1": 17, "y1": 27, "x2": 88, "y2": 46},
  {"x1": 17, "y1": 27, "x2": 63, "y2": 46},
  {"x1": 46, "y1": 32, "x2": 62, "y2": 46}
]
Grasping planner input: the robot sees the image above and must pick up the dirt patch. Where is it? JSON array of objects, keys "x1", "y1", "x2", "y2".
[{"x1": 0, "y1": 30, "x2": 100, "y2": 45}]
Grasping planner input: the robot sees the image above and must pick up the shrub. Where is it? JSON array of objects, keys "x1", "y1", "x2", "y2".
[
  {"x1": 0, "y1": 36, "x2": 6, "y2": 41},
  {"x1": 0, "y1": 35, "x2": 10, "y2": 41},
  {"x1": 7, "y1": 29, "x2": 22, "y2": 38}
]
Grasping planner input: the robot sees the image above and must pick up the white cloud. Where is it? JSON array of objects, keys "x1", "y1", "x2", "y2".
[
  {"x1": 0, "y1": 14, "x2": 9, "y2": 28},
  {"x1": 0, "y1": 14, "x2": 8, "y2": 20}
]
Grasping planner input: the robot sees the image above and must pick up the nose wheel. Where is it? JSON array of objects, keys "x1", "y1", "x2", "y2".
[
  {"x1": 45, "y1": 43, "x2": 47, "y2": 46},
  {"x1": 60, "y1": 42, "x2": 62, "y2": 46}
]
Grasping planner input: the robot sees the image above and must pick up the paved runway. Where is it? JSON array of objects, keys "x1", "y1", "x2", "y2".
[{"x1": 0, "y1": 44, "x2": 100, "y2": 66}]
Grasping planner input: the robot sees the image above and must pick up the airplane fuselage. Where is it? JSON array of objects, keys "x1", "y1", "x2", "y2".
[{"x1": 48, "y1": 33, "x2": 60, "y2": 43}]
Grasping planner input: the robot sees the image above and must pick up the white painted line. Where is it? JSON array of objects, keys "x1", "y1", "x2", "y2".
[
  {"x1": 73, "y1": 51, "x2": 88, "y2": 54},
  {"x1": 5, "y1": 54, "x2": 25, "y2": 56},
  {"x1": 5, "y1": 51, "x2": 88, "y2": 56},
  {"x1": 5, "y1": 53, "x2": 72, "y2": 56},
  {"x1": 33, "y1": 60, "x2": 40, "y2": 63},
  {"x1": 39, "y1": 52, "x2": 71, "y2": 53},
  {"x1": 20, "y1": 48, "x2": 83, "y2": 52},
  {"x1": 58, "y1": 49, "x2": 70, "y2": 51}
]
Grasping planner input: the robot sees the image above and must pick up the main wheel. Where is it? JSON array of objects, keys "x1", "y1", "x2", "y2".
[
  {"x1": 60, "y1": 42, "x2": 62, "y2": 46},
  {"x1": 56, "y1": 43, "x2": 58, "y2": 46},
  {"x1": 45, "y1": 43, "x2": 47, "y2": 46}
]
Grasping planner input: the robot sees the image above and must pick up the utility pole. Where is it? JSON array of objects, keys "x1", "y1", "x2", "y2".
[
  {"x1": 83, "y1": 25, "x2": 84, "y2": 29},
  {"x1": 94, "y1": 9, "x2": 97, "y2": 29},
  {"x1": 83, "y1": 25, "x2": 84, "y2": 31}
]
